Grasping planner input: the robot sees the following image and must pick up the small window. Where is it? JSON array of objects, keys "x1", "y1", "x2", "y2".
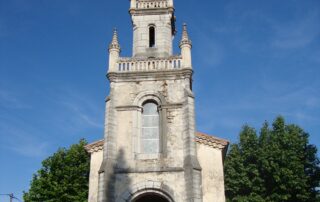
[
  {"x1": 149, "y1": 26, "x2": 155, "y2": 48},
  {"x1": 141, "y1": 102, "x2": 159, "y2": 154}
]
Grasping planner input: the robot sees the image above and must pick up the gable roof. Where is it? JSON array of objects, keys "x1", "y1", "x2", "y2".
[
  {"x1": 195, "y1": 132, "x2": 229, "y2": 150},
  {"x1": 85, "y1": 132, "x2": 229, "y2": 154},
  {"x1": 85, "y1": 139, "x2": 104, "y2": 153}
]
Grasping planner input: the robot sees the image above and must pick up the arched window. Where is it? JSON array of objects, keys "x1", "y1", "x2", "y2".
[
  {"x1": 141, "y1": 102, "x2": 159, "y2": 154},
  {"x1": 149, "y1": 26, "x2": 155, "y2": 48}
]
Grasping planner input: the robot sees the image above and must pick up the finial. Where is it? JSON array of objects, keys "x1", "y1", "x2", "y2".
[
  {"x1": 109, "y1": 28, "x2": 120, "y2": 51},
  {"x1": 180, "y1": 23, "x2": 192, "y2": 47},
  {"x1": 182, "y1": 23, "x2": 189, "y2": 39}
]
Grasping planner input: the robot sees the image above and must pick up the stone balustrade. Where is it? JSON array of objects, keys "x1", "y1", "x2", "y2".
[
  {"x1": 136, "y1": 1, "x2": 168, "y2": 9},
  {"x1": 117, "y1": 57, "x2": 182, "y2": 72}
]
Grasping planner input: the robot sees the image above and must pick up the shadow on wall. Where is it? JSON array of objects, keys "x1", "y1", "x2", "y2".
[
  {"x1": 105, "y1": 149, "x2": 173, "y2": 201},
  {"x1": 106, "y1": 148, "x2": 132, "y2": 201}
]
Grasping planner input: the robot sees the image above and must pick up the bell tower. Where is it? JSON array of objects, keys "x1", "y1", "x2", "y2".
[
  {"x1": 130, "y1": 0, "x2": 175, "y2": 58},
  {"x1": 97, "y1": 0, "x2": 204, "y2": 201}
]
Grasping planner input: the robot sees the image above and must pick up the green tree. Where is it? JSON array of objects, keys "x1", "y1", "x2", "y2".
[
  {"x1": 225, "y1": 126, "x2": 264, "y2": 202},
  {"x1": 23, "y1": 139, "x2": 90, "y2": 202},
  {"x1": 225, "y1": 116, "x2": 320, "y2": 202}
]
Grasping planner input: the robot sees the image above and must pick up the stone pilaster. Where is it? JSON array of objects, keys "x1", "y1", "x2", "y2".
[
  {"x1": 97, "y1": 87, "x2": 118, "y2": 202},
  {"x1": 183, "y1": 89, "x2": 202, "y2": 202}
]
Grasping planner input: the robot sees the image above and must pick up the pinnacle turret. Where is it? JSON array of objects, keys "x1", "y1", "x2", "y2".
[
  {"x1": 179, "y1": 23, "x2": 192, "y2": 48},
  {"x1": 109, "y1": 28, "x2": 120, "y2": 52},
  {"x1": 108, "y1": 28, "x2": 121, "y2": 72},
  {"x1": 179, "y1": 23, "x2": 192, "y2": 68}
]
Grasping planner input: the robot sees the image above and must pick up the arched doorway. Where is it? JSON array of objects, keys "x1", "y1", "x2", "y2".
[{"x1": 133, "y1": 193, "x2": 169, "y2": 202}]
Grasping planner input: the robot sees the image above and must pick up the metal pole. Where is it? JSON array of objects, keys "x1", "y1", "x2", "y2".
[{"x1": 10, "y1": 193, "x2": 13, "y2": 202}]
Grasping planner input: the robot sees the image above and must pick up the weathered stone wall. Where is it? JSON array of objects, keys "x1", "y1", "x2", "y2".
[
  {"x1": 115, "y1": 172, "x2": 185, "y2": 201},
  {"x1": 197, "y1": 144, "x2": 226, "y2": 202},
  {"x1": 87, "y1": 141, "x2": 227, "y2": 202},
  {"x1": 88, "y1": 150, "x2": 103, "y2": 202},
  {"x1": 132, "y1": 14, "x2": 173, "y2": 58},
  {"x1": 110, "y1": 72, "x2": 191, "y2": 166},
  {"x1": 96, "y1": 64, "x2": 205, "y2": 201}
]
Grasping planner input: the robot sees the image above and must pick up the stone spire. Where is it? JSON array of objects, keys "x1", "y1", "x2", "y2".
[
  {"x1": 108, "y1": 28, "x2": 120, "y2": 72},
  {"x1": 179, "y1": 23, "x2": 192, "y2": 47},
  {"x1": 109, "y1": 28, "x2": 120, "y2": 52},
  {"x1": 180, "y1": 23, "x2": 192, "y2": 68}
]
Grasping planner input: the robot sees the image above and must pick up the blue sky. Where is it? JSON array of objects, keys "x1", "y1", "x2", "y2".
[{"x1": 0, "y1": 0, "x2": 319, "y2": 200}]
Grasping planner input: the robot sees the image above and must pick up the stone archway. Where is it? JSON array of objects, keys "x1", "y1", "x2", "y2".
[
  {"x1": 130, "y1": 189, "x2": 173, "y2": 202},
  {"x1": 117, "y1": 181, "x2": 175, "y2": 202},
  {"x1": 133, "y1": 192, "x2": 169, "y2": 202}
]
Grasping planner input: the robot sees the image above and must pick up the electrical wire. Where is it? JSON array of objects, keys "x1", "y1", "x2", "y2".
[{"x1": 0, "y1": 193, "x2": 22, "y2": 202}]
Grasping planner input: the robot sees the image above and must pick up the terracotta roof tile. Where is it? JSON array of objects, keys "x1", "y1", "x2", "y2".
[
  {"x1": 195, "y1": 132, "x2": 229, "y2": 149},
  {"x1": 84, "y1": 139, "x2": 104, "y2": 153}
]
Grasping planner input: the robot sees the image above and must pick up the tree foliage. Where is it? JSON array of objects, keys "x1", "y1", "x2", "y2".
[
  {"x1": 225, "y1": 116, "x2": 320, "y2": 202},
  {"x1": 23, "y1": 139, "x2": 90, "y2": 202}
]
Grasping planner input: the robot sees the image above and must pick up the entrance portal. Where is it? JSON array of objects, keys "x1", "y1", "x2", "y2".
[{"x1": 133, "y1": 193, "x2": 169, "y2": 202}]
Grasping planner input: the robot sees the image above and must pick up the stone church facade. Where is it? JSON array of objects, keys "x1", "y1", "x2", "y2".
[{"x1": 85, "y1": 0, "x2": 229, "y2": 201}]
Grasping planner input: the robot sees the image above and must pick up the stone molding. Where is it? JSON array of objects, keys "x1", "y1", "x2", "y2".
[
  {"x1": 114, "y1": 93, "x2": 184, "y2": 111},
  {"x1": 107, "y1": 69, "x2": 193, "y2": 82},
  {"x1": 115, "y1": 167, "x2": 184, "y2": 174},
  {"x1": 116, "y1": 105, "x2": 142, "y2": 111},
  {"x1": 118, "y1": 55, "x2": 182, "y2": 62},
  {"x1": 117, "y1": 180, "x2": 175, "y2": 202},
  {"x1": 133, "y1": 91, "x2": 166, "y2": 106},
  {"x1": 85, "y1": 132, "x2": 229, "y2": 154},
  {"x1": 130, "y1": 7, "x2": 174, "y2": 16},
  {"x1": 160, "y1": 103, "x2": 183, "y2": 109}
]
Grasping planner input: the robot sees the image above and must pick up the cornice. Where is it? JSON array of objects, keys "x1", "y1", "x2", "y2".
[
  {"x1": 115, "y1": 103, "x2": 184, "y2": 112},
  {"x1": 116, "y1": 105, "x2": 142, "y2": 111},
  {"x1": 107, "y1": 69, "x2": 193, "y2": 83},
  {"x1": 129, "y1": 7, "x2": 174, "y2": 16},
  {"x1": 85, "y1": 132, "x2": 229, "y2": 154}
]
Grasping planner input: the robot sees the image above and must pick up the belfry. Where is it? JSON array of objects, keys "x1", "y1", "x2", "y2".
[{"x1": 85, "y1": 0, "x2": 229, "y2": 202}]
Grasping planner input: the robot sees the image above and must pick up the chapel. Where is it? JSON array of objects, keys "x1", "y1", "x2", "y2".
[{"x1": 85, "y1": 0, "x2": 229, "y2": 201}]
